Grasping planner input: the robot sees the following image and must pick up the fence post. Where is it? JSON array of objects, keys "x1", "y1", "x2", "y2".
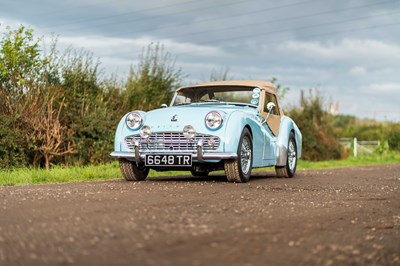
[{"x1": 354, "y1": 137, "x2": 357, "y2": 157}]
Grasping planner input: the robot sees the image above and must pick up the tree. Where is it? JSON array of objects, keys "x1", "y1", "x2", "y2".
[
  {"x1": 28, "y1": 93, "x2": 75, "y2": 169},
  {"x1": 124, "y1": 43, "x2": 183, "y2": 111},
  {"x1": 0, "y1": 25, "x2": 43, "y2": 115},
  {"x1": 0, "y1": 25, "x2": 76, "y2": 169}
]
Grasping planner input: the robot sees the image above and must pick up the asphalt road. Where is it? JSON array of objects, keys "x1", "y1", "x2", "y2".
[{"x1": 0, "y1": 164, "x2": 399, "y2": 266}]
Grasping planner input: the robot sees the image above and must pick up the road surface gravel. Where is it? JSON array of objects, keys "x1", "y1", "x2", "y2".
[{"x1": 0, "y1": 164, "x2": 399, "y2": 266}]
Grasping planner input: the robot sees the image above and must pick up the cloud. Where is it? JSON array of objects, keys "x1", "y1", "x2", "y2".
[
  {"x1": 280, "y1": 39, "x2": 400, "y2": 62},
  {"x1": 348, "y1": 66, "x2": 367, "y2": 76},
  {"x1": 53, "y1": 34, "x2": 224, "y2": 58},
  {"x1": 0, "y1": 18, "x2": 24, "y2": 29},
  {"x1": 39, "y1": 33, "x2": 225, "y2": 76},
  {"x1": 366, "y1": 83, "x2": 400, "y2": 93}
]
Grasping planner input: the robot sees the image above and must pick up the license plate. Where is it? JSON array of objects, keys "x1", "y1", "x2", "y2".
[{"x1": 145, "y1": 155, "x2": 192, "y2": 166}]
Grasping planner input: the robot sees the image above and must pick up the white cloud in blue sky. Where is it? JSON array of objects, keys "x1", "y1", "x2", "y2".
[{"x1": 1, "y1": 0, "x2": 399, "y2": 121}]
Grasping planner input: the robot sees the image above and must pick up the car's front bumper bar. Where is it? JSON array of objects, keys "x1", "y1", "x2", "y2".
[{"x1": 110, "y1": 151, "x2": 237, "y2": 163}]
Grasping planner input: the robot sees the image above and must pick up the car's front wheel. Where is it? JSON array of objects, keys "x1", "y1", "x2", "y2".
[
  {"x1": 275, "y1": 132, "x2": 297, "y2": 178},
  {"x1": 224, "y1": 128, "x2": 253, "y2": 183},
  {"x1": 119, "y1": 159, "x2": 149, "y2": 181}
]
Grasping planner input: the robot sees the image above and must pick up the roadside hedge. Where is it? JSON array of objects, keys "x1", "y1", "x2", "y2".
[{"x1": 0, "y1": 26, "x2": 182, "y2": 169}]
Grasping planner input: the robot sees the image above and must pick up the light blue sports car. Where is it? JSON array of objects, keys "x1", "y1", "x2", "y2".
[{"x1": 111, "y1": 80, "x2": 302, "y2": 182}]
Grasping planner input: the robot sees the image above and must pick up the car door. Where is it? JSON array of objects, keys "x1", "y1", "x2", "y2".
[{"x1": 261, "y1": 91, "x2": 281, "y2": 136}]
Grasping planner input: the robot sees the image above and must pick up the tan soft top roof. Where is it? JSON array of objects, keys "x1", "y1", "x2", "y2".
[{"x1": 178, "y1": 80, "x2": 277, "y2": 94}]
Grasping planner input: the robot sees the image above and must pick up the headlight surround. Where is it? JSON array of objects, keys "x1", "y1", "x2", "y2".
[
  {"x1": 183, "y1": 125, "x2": 196, "y2": 140},
  {"x1": 205, "y1": 111, "x2": 223, "y2": 130},
  {"x1": 126, "y1": 112, "x2": 142, "y2": 130},
  {"x1": 140, "y1": 125, "x2": 151, "y2": 139}
]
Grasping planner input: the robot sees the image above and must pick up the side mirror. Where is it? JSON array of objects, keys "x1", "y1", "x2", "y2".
[
  {"x1": 266, "y1": 102, "x2": 276, "y2": 112},
  {"x1": 263, "y1": 102, "x2": 276, "y2": 124},
  {"x1": 160, "y1": 104, "x2": 168, "y2": 108}
]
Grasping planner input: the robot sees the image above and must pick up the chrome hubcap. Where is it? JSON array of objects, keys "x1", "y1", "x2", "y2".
[
  {"x1": 241, "y1": 137, "x2": 252, "y2": 175},
  {"x1": 288, "y1": 139, "x2": 296, "y2": 171}
]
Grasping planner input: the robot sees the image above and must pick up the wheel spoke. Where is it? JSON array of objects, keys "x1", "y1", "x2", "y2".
[
  {"x1": 241, "y1": 137, "x2": 251, "y2": 175},
  {"x1": 225, "y1": 129, "x2": 252, "y2": 182},
  {"x1": 288, "y1": 140, "x2": 296, "y2": 171}
]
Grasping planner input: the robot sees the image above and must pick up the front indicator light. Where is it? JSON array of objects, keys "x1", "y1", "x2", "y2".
[
  {"x1": 140, "y1": 125, "x2": 151, "y2": 139},
  {"x1": 183, "y1": 125, "x2": 196, "y2": 140}
]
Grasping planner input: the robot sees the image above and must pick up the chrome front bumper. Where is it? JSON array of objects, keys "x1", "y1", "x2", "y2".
[
  {"x1": 110, "y1": 151, "x2": 237, "y2": 163},
  {"x1": 112, "y1": 137, "x2": 237, "y2": 164}
]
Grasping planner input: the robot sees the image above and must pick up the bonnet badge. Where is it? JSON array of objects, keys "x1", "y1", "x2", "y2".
[{"x1": 171, "y1": 115, "x2": 178, "y2": 122}]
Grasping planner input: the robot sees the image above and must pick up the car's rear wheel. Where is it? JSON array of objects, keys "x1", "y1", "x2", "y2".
[
  {"x1": 190, "y1": 170, "x2": 209, "y2": 177},
  {"x1": 224, "y1": 128, "x2": 252, "y2": 183},
  {"x1": 119, "y1": 159, "x2": 149, "y2": 181},
  {"x1": 275, "y1": 132, "x2": 297, "y2": 178}
]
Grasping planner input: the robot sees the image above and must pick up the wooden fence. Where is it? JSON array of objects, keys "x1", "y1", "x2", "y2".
[{"x1": 340, "y1": 138, "x2": 381, "y2": 157}]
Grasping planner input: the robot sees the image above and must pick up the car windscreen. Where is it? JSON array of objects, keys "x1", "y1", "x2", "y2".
[{"x1": 172, "y1": 86, "x2": 261, "y2": 106}]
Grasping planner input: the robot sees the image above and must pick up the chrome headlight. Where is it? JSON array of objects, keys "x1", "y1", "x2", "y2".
[
  {"x1": 126, "y1": 112, "x2": 142, "y2": 130},
  {"x1": 205, "y1": 111, "x2": 223, "y2": 129},
  {"x1": 183, "y1": 125, "x2": 196, "y2": 140},
  {"x1": 140, "y1": 125, "x2": 151, "y2": 139}
]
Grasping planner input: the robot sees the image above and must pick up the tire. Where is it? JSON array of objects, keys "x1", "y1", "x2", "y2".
[
  {"x1": 119, "y1": 159, "x2": 149, "y2": 181},
  {"x1": 190, "y1": 170, "x2": 209, "y2": 177},
  {"x1": 224, "y1": 128, "x2": 253, "y2": 183},
  {"x1": 275, "y1": 132, "x2": 297, "y2": 178}
]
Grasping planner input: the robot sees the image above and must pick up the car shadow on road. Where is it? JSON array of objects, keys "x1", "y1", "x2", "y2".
[{"x1": 147, "y1": 171, "x2": 279, "y2": 183}]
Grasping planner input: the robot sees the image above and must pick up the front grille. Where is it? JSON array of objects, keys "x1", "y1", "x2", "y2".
[{"x1": 125, "y1": 132, "x2": 220, "y2": 151}]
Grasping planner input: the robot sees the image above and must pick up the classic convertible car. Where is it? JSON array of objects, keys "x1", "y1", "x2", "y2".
[{"x1": 110, "y1": 80, "x2": 302, "y2": 182}]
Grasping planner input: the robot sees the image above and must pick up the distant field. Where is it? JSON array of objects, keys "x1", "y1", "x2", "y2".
[{"x1": 1, "y1": 152, "x2": 399, "y2": 186}]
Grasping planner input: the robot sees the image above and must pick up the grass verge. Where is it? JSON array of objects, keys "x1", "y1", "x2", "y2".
[
  {"x1": 1, "y1": 152, "x2": 399, "y2": 186},
  {"x1": 296, "y1": 151, "x2": 400, "y2": 170}
]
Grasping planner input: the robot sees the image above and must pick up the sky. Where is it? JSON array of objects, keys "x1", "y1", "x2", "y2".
[{"x1": 1, "y1": 0, "x2": 400, "y2": 121}]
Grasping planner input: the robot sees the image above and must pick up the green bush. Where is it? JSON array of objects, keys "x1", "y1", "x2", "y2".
[
  {"x1": 287, "y1": 91, "x2": 344, "y2": 161},
  {"x1": 388, "y1": 125, "x2": 400, "y2": 151},
  {"x1": 0, "y1": 115, "x2": 28, "y2": 169}
]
